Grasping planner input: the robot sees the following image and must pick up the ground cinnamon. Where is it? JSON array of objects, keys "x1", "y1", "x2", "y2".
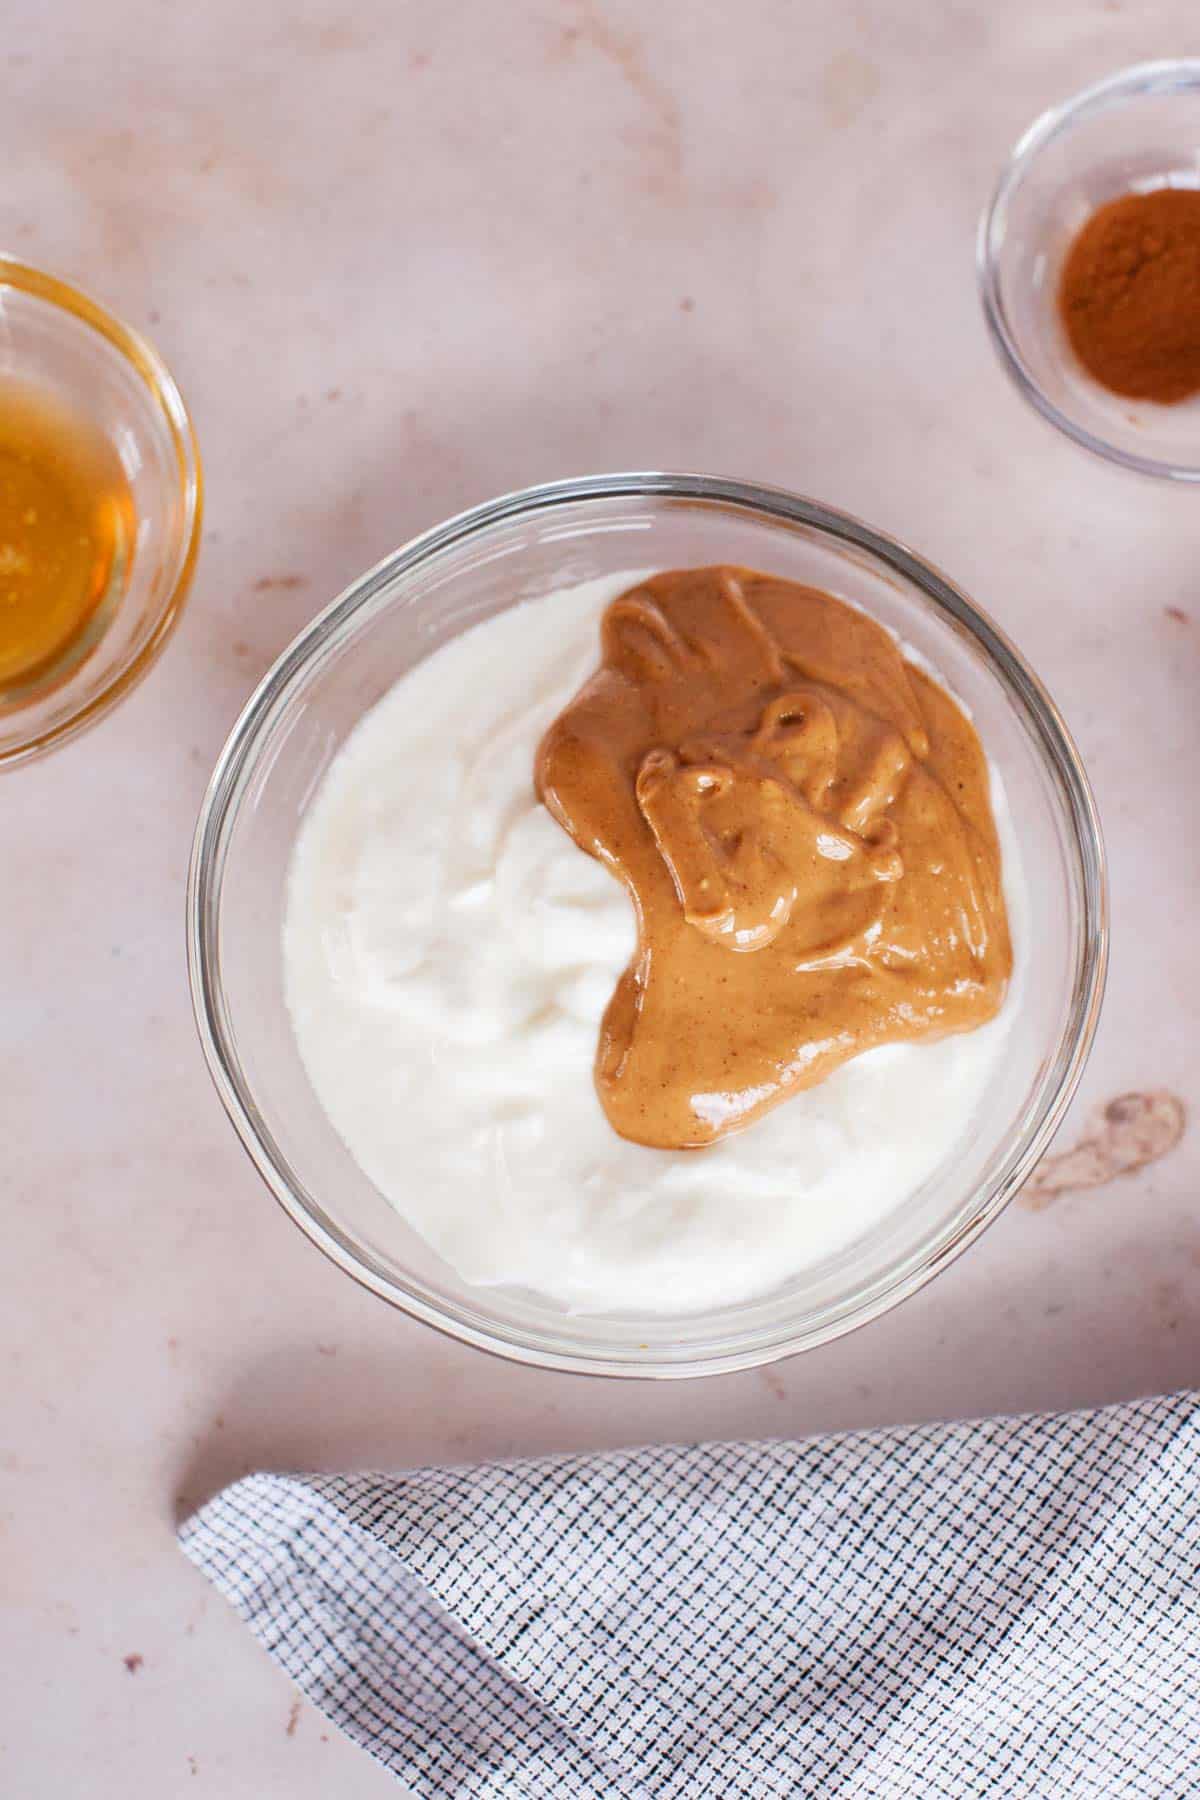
[{"x1": 1058, "y1": 187, "x2": 1200, "y2": 403}]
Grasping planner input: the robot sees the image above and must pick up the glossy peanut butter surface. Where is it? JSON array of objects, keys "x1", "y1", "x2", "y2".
[{"x1": 536, "y1": 566, "x2": 1012, "y2": 1149}]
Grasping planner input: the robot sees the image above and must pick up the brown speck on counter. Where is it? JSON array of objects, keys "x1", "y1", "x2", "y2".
[
  {"x1": 679, "y1": 296, "x2": 695, "y2": 313},
  {"x1": 316, "y1": 1342, "x2": 338, "y2": 1357},
  {"x1": 553, "y1": 8, "x2": 682, "y2": 195},
  {"x1": 759, "y1": 1367, "x2": 786, "y2": 1401},
  {"x1": 123, "y1": 1653, "x2": 143, "y2": 1674},
  {"x1": 148, "y1": 308, "x2": 161, "y2": 325},
  {"x1": 188, "y1": 1756, "x2": 198, "y2": 1777},
  {"x1": 1153, "y1": 1280, "x2": 1184, "y2": 1332},
  {"x1": 325, "y1": 387, "x2": 342, "y2": 402},
  {"x1": 822, "y1": 49, "x2": 881, "y2": 129},
  {"x1": 1166, "y1": 606, "x2": 1189, "y2": 624},
  {"x1": 253, "y1": 574, "x2": 307, "y2": 592},
  {"x1": 1023, "y1": 1091, "x2": 1186, "y2": 1210},
  {"x1": 286, "y1": 1700, "x2": 301, "y2": 1737}
]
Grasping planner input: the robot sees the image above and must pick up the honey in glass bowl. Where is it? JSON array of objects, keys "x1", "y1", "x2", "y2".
[
  {"x1": 0, "y1": 379, "x2": 136, "y2": 697},
  {"x1": 0, "y1": 257, "x2": 201, "y2": 767}
]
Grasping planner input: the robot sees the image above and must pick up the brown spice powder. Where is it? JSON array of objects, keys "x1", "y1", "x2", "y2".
[{"x1": 1058, "y1": 187, "x2": 1200, "y2": 403}]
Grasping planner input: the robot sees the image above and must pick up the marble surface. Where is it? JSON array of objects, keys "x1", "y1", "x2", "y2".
[{"x1": 4, "y1": 2, "x2": 1198, "y2": 1792}]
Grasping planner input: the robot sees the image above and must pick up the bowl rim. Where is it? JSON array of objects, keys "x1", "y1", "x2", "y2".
[
  {"x1": 977, "y1": 57, "x2": 1200, "y2": 482},
  {"x1": 187, "y1": 471, "x2": 1108, "y2": 1379},
  {"x1": 0, "y1": 256, "x2": 204, "y2": 766}
]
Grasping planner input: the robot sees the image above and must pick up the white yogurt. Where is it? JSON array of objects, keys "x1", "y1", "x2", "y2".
[{"x1": 283, "y1": 573, "x2": 1021, "y2": 1315}]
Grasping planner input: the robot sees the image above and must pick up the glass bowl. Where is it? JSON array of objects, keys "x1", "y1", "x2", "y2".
[
  {"x1": 188, "y1": 474, "x2": 1107, "y2": 1379},
  {"x1": 0, "y1": 259, "x2": 202, "y2": 765},
  {"x1": 979, "y1": 60, "x2": 1200, "y2": 480}
]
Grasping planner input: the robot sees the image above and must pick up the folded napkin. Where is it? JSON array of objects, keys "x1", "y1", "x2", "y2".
[{"x1": 180, "y1": 1390, "x2": 1200, "y2": 1797}]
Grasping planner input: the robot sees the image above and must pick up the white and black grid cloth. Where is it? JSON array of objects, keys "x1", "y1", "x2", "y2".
[{"x1": 180, "y1": 1390, "x2": 1200, "y2": 1797}]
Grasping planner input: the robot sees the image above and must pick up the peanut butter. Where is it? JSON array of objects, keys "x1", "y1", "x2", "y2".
[{"x1": 535, "y1": 566, "x2": 1012, "y2": 1150}]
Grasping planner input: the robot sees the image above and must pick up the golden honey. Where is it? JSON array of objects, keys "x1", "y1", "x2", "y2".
[{"x1": 0, "y1": 382, "x2": 135, "y2": 694}]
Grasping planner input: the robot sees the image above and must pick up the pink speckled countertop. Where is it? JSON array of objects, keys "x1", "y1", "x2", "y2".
[{"x1": 4, "y1": 3, "x2": 1198, "y2": 1793}]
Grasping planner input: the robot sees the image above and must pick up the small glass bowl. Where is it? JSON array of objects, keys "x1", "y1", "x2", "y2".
[
  {"x1": 188, "y1": 474, "x2": 1107, "y2": 1379},
  {"x1": 979, "y1": 60, "x2": 1200, "y2": 480},
  {"x1": 0, "y1": 259, "x2": 202, "y2": 765}
]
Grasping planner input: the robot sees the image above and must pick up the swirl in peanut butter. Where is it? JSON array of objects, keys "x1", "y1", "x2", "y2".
[{"x1": 535, "y1": 567, "x2": 1012, "y2": 1150}]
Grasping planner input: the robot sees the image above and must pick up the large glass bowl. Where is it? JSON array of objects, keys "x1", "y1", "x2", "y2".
[
  {"x1": 979, "y1": 60, "x2": 1200, "y2": 480},
  {"x1": 187, "y1": 474, "x2": 1107, "y2": 1378}
]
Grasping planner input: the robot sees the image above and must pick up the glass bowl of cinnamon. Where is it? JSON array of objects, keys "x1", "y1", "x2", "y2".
[{"x1": 979, "y1": 60, "x2": 1200, "y2": 481}]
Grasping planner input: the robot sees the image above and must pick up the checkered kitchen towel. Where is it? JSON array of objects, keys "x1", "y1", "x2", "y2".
[{"x1": 179, "y1": 1390, "x2": 1200, "y2": 1797}]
